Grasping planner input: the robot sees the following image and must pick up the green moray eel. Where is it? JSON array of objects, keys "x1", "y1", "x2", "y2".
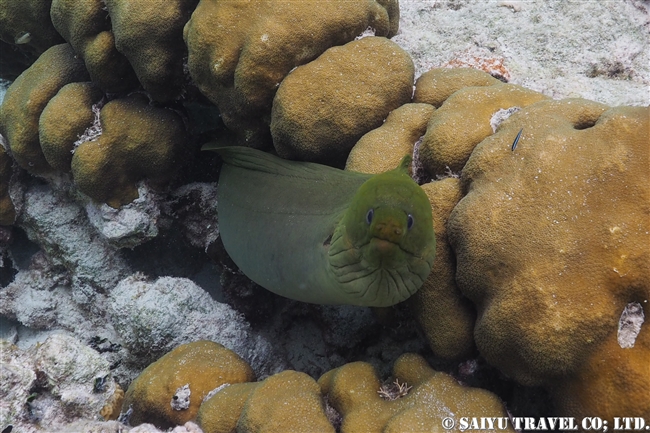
[{"x1": 209, "y1": 146, "x2": 436, "y2": 307}]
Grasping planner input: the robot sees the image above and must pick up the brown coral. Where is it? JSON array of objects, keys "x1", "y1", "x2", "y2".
[
  {"x1": 416, "y1": 68, "x2": 548, "y2": 177},
  {"x1": 122, "y1": 341, "x2": 255, "y2": 430},
  {"x1": 448, "y1": 100, "x2": 649, "y2": 419},
  {"x1": 271, "y1": 37, "x2": 414, "y2": 166},
  {"x1": 184, "y1": 0, "x2": 399, "y2": 148},
  {"x1": 70, "y1": 93, "x2": 188, "y2": 207},
  {"x1": 50, "y1": 0, "x2": 139, "y2": 93},
  {"x1": 319, "y1": 353, "x2": 514, "y2": 433},
  {"x1": 345, "y1": 103, "x2": 435, "y2": 174},
  {"x1": 0, "y1": 43, "x2": 89, "y2": 175}
]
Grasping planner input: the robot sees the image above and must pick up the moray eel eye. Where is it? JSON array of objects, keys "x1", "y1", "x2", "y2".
[
  {"x1": 366, "y1": 208, "x2": 374, "y2": 225},
  {"x1": 407, "y1": 214, "x2": 414, "y2": 230}
]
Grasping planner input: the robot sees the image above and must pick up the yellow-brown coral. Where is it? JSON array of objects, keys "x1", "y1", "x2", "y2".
[
  {"x1": 50, "y1": 0, "x2": 139, "y2": 94},
  {"x1": 100, "y1": 382, "x2": 125, "y2": 421},
  {"x1": 39, "y1": 82, "x2": 103, "y2": 172},
  {"x1": 448, "y1": 100, "x2": 649, "y2": 419},
  {"x1": 319, "y1": 353, "x2": 514, "y2": 433},
  {"x1": 70, "y1": 93, "x2": 188, "y2": 207},
  {"x1": 184, "y1": 0, "x2": 399, "y2": 148},
  {"x1": 416, "y1": 68, "x2": 548, "y2": 177},
  {"x1": 272, "y1": 37, "x2": 414, "y2": 166},
  {"x1": 197, "y1": 371, "x2": 335, "y2": 433},
  {"x1": 410, "y1": 179, "x2": 476, "y2": 360},
  {"x1": 0, "y1": 43, "x2": 89, "y2": 175},
  {"x1": 346, "y1": 103, "x2": 435, "y2": 174},
  {"x1": 122, "y1": 340, "x2": 255, "y2": 429}
]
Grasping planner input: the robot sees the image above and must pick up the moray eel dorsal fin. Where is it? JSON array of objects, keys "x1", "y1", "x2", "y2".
[{"x1": 210, "y1": 146, "x2": 436, "y2": 307}]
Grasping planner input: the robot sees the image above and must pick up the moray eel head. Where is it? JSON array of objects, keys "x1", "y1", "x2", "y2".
[{"x1": 328, "y1": 156, "x2": 436, "y2": 306}]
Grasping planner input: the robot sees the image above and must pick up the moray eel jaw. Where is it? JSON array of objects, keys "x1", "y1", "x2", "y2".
[{"x1": 327, "y1": 163, "x2": 436, "y2": 306}]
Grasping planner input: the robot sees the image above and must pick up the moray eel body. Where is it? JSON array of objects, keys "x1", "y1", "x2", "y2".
[{"x1": 211, "y1": 146, "x2": 436, "y2": 307}]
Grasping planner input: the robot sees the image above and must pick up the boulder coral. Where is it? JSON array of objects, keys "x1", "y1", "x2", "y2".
[
  {"x1": 318, "y1": 353, "x2": 514, "y2": 433},
  {"x1": 448, "y1": 100, "x2": 649, "y2": 419},
  {"x1": 104, "y1": 0, "x2": 198, "y2": 101},
  {"x1": 272, "y1": 37, "x2": 414, "y2": 166},
  {"x1": 345, "y1": 103, "x2": 434, "y2": 175},
  {"x1": 184, "y1": 0, "x2": 399, "y2": 148},
  {"x1": 0, "y1": 43, "x2": 89, "y2": 174},
  {"x1": 50, "y1": 0, "x2": 139, "y2": 94},
  {"x1": 416, "y1": 68, "x2": 548, "y2": 177},
  {"x1": 197, "y1": 370, "x2": 335, "y2": 433},
  {"x1": 410, "y1": 179, "x2": 476, "y2": 360},
  {"x1": 70, "y1": 93, "x2": 188, "y2": 207},
  {"x1": 122, "y1": 340, "x2": 255, "y2": 429},
  {"x1": 413, "y1": 67, "x2": 501, "y2": 108},
  {"x1": 39, "y1": 81, "x2": 103, "y2": 172}
]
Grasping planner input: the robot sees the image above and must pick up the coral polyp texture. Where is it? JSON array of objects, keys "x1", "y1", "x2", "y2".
[
  {"x1": 104, "y1": 0, "x2": 198, "y2": 102},
  {"x1": 122, "y1": 340, "x2": 255, "y2": 430},
  {"x1": 199, "y1": 370, "x2": 335, "y2": 433},
  {"x1": 38, "y1": 81, "x2": 103, "y2": 172},
  {"x1": 70, "y1": 93, "x2": 188, "y2": 207},
  {"x1": 416, "y1": 68, "x2": 548, "y2": 177},
  {"x1": 319, "y1": 353, "x2": 514, "y2": 433},
  {"x1": 271, "y1": 36, "x2": 414, "y2": 166},
  {"x1": 0, "y1": 43, "x2": 89, "y2": 174},
  {"x1": 50, "y1": 0, "x2": 139, "y2": 94},
  {"x1": 184, "y1": 0, "x2": 399, "y2": 148},
  {"x1": 0, "y1": 0, "x2": 63, "y2": 58},
  {"x1": 345, "y1": 103, "x2": 435, "y2": 175},
  {"x1": 448, "y1": 100, "x2": 649, "y2": 419}
]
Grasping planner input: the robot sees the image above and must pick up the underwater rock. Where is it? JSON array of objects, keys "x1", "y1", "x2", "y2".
[
  {"x1": 0, "y1": 333, "x2": 122, "y2": 433},
  {"x1": 18, "y1": 183, "x2": 130, "y2": 305},
  {"x1": 108, "y1": 275, "x2": 285, "y2": 376},
  {"x1": 84, "y1": 184, "x2": 161, "y2": 249},
  {"x1": 0, "y1": 144, "x2": 15, "y2": 225}
]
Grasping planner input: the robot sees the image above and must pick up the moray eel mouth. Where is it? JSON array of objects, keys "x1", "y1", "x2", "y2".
[{"x1": 328, "y1": 228, "x2": 431, "y2": 306}]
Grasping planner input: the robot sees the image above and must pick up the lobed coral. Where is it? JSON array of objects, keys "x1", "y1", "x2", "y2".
[
  {"x1": 70, "y1": 93, "x2": 188, "y2": 207},
  {"x1": 184, "y1": 0, "x2": 399, "y2": 148},
  {"x1": 0, "y1": 43, "x2": 89, "y2": 175},
  {"x1": 415, "y1": 68, "x2": 548, "y2": 177},
  {"x1": 319, "y1": 353, "x2": 514, "y2": 433},
  {"x1": 271, "y1": 36, "x2": 414, "y2": 166},
  {"x1": 122, "y1": 340, "x2": 255, "y2": 429},
  {"x1": 0, "y1": 0, "x2": 64, "y2": 59},
  {"x1": 187, "y1": 370, "x2": 338, "y2": 433},
  {"x1": 448, "y1": 99, "x2": 649, "y2": 419},
  {"x1": 50, "y1": 0, "x2": 138, "y2": 94},
  {"x1": 104, "y1": 0, "x2": 198, "y2": 101},
  {"x1": 345, "y1": 102, "x2": 435, "y2": 174},
  {"x1": 38, "y1": 81, "x2": 103, "y2": 172}
]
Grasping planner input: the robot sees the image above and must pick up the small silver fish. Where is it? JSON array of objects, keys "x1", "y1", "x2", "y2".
[
  {"x1": 511, "y1": 128, "x2": 523, "y2": 151},
  {"x1": 14, "y1": 31, "x2": 31, "y2": 45}
]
